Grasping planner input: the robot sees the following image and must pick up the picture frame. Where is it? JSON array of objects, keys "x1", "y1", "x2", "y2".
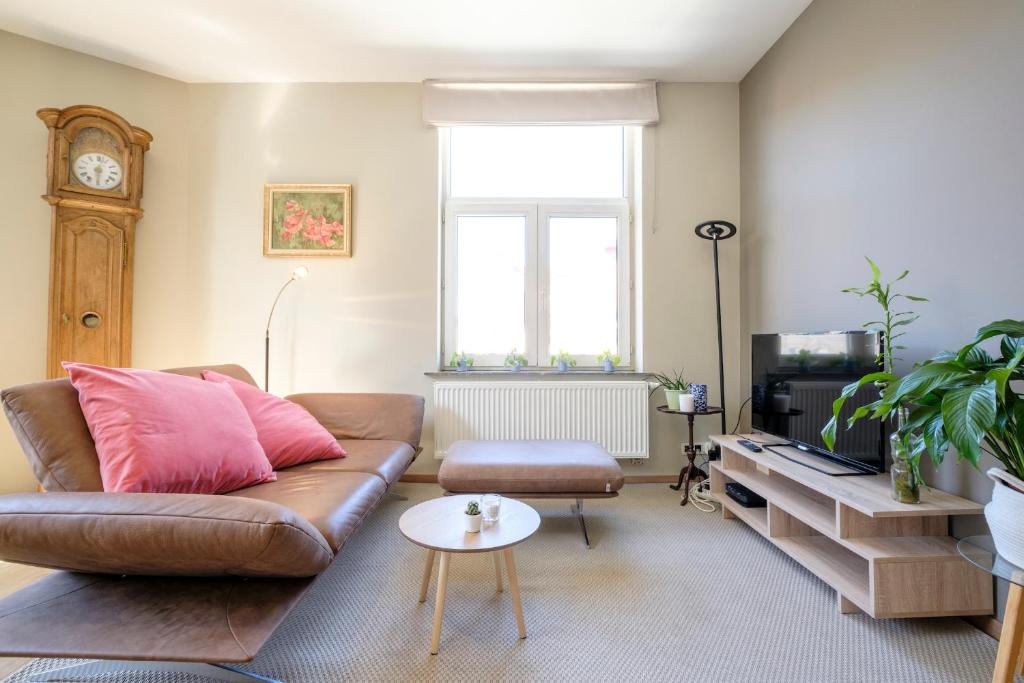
[{"x1": 263, "y1": 183, "x2": 352, "y2": 257}]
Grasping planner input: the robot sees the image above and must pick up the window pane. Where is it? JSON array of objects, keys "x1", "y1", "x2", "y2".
[
  {"x1": 450, "y1": 126, "x2": 624, "y2": 198},
  {"x1": 548, "y1": 216, "x2": 618, "y2": 357},
  {"x1": 456, "y1": 215, "x2": 526, "y2": 355}
]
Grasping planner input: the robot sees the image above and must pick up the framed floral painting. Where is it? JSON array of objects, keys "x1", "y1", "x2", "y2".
[{"x1": 263, "y1": 183, "x2": 352, "y2": 257}]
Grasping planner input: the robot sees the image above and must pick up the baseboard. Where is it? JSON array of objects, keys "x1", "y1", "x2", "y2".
[
  {"x1": 624, "y1": 475, "x2": 677, "y2": 484},
  {"x1": 399, "y1": 474, "x2": 678, "y2": 485},
  {"x1": 964, "y1": 614, "x2": 1002, "y2": 641}
]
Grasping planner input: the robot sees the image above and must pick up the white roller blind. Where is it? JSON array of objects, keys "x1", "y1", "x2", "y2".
[{"x1": 422, "y1": 80, "x2": 659, "y2": 126}]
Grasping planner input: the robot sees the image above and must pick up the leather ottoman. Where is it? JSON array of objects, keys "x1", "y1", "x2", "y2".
[{"x1": 437, "y1": 439, "x2": 624, "y2": 547}]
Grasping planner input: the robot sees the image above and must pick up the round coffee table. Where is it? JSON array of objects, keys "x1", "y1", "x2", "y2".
[
  {"x1": 399, "y1": 495, "x2": 540, "y2": 654},
  {"x1": 957, "y1": 535, "x2": 1024, "y2": 682}
]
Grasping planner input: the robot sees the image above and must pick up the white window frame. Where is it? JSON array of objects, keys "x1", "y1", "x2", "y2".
[{"x1": 440, "y1": 127, "x2": 635, "y2": 370}]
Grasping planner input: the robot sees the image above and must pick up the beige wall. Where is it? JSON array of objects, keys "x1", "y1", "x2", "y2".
[
  {"x1": 185, "y1": 81, "x2": 741, "y2": 478},
  {"x1": 0, "y1": 31, "x2": 192, "y2": 493},
  {"x1": 740, "y1": 0, "x2": 1024, "y2": 506},
  {"x1": 0, "y1": 29, "x2": 741, "y2": 489}
]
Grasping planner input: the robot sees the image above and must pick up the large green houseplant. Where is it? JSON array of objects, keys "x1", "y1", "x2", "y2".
[{"x1": 833, "y1": 319, "x2": 1024, "y2": 564}]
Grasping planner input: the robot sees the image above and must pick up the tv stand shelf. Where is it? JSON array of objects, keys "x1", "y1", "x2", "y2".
[{"x1": 710, "y1": 434, "x2": 992, "y2": 619}]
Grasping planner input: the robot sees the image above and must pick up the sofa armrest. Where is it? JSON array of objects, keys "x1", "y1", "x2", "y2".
[
  {"x1": 0, "y1": 492, "x2": 333, "y2": 577},
  {"x1": 286, "y1": 393, "x2": 425, "y2": 448}
]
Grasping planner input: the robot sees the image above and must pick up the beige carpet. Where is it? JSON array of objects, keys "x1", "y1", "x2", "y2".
[{"x1": 7, "y1": 483, "x2": 1008, "y2": 682}]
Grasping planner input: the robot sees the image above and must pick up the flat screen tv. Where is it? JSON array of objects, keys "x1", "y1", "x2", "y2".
[{"x1": 751, "y1": 331, "x2": 885, "y2": 474}]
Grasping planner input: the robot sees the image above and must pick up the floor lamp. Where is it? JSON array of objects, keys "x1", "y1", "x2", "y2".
[
  {"x1": 265, "y1": 266, "x2": 309, "y2": 392},
  {"x1": 694, "y1": 220, "x2": 736, "y2": 435}
]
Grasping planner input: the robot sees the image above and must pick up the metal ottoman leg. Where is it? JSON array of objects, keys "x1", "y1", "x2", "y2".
[{"x1": 571, "y1": 498, "x2": 592, "y2": 548}]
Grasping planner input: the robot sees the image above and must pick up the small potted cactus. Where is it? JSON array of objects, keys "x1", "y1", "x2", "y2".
[
  {"x1": 504, "y1": 348, "x2": 528, "y2": 372},
  {"x1": 597, "y1": 350, "x2": 621, "y2": 373},
  {"x1": 449, "y1": 351, "x2": 474, "y2": 373},
  {"x1": 550, "y1": 350, "x2": 577, "y2": 373},
  {"x1": 464, "y1": 499, "x2": 482, "y2": 533}
]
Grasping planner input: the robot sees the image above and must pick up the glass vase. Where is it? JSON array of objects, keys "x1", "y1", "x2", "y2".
[{"x1": 889, "y1": 412, "x2": 920, "y2": 504}]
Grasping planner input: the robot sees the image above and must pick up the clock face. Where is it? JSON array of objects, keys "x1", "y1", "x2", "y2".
[{"x1": 73, "y1": 153, "x2": 122, "y2": 191}]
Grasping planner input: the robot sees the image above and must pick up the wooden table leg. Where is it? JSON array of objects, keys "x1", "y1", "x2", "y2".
[
  {"x1": 503, "y1": 547, "x2": 526, "y2": 639},
  {"x1": 430, "y1": 552, "x2": 450, "y2": 655},
  {"x1": 418, "y1": 549, "x2": 436, "y2": 603},
  {"x1": 493, "y1": 551, "x2": 503, "y2": 593},
  {"x1": 993, "y1": 583, "x2": 1024, "y2": 682}
]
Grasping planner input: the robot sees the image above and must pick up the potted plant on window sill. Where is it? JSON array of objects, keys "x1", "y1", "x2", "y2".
[
  {"x1": 597, "y1": 350, "x2": 621, "y2": 373},
  {"x1": 550, "y1": 350, "x2": 576, "y2": 373},
  {"x1": 833, "y1": 318, "x2": 1024, "y2": 565},
  {"x1": 504, "y1": 349, "x2": 528, "y2": 372},
  {"x1": 449, "y1": 351, "x2": 474, "y2": 373},
  {"x1": 652, "y1": 370, "x2": 689, "y2": 411}
]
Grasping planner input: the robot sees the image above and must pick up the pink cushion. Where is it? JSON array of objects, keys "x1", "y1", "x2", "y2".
[
  {"x1": 64, "y1": 363, "x2": 276, "y2": 494},
  {"x1": 201, "y1": 370, "x2": 346, "y2": 469}
]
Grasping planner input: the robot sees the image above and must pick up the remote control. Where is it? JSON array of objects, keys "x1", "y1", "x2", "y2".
[{"x1": 737, "y1": 439, "x2": 763, "y2": 453}]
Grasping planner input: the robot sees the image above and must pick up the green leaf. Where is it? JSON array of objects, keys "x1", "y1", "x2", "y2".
[
  {"x1": 822, "y1": 371, "x2": 896, "y2": 450},
  {"x1": 958, "y1": 320, "x2": 1024, "y2": 363},
  {"x1": 904, "y1": 295, "x2": 929, "y2": 302},
  {"x1": 988, "y1": 368, "x2": 1014, "y2": 400},
  {"x1": 922, "y1": 414, "x2": 950, "y2": 468},
  {"x1": 893, "y1": 270, "x2": 910, "y2": 282},
  {"x1": 961, "y1": 347, "x2": 994, "y2": 369},
  {"x1": 866, "y1": 256, "x2": 881, "y2": 285},
  {"x1": 876, "y1": 362, "x2": 972, "y2": 414},
  {"x1": 940, "y1": 381, "x2": 997, "y2": 468},
  {"x1": 1000, "y1": 336, "x2": 1024, "y2": 362}
]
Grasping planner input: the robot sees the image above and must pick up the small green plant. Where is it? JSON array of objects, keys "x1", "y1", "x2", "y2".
[
  {"x1": 651, "y1": 369, "x2": 689, "y2": 392},
  {"x1": 550, "y1": 350, "x2": 577, "y2": 368},
  {"x1": 465, "y1": 500, "x2": 481, "y2": 516},
  {"x1": 504, "y1": 349, "x2": 528, "y2": 368},
  {"x1": 597, "y1": 350, "x2": 621, "y2": 367},
  {"x1": 449, "y1": 351, "x2": 474, "y2": 368}
]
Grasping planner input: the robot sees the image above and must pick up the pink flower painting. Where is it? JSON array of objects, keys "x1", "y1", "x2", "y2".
[{"x1": 264, "y1": 184, "x2": 352, "y2": 257}]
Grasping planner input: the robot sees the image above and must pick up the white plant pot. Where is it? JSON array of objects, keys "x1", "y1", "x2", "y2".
[
  {"x1": 985, "y1": 468, "x2": 1024, "y2": 567},
  {"x1": 465, "y1": 513, "x2": 482, "y2": 533},
  {"x1": 679, "y1": 393, "x2": 695, "y2": 413}
]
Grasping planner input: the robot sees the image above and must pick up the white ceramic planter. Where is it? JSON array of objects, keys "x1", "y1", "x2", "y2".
[
  {"x1": 679, "y1": 393, "x2": 695, "y2": 413},
  {"x1": 464, "y1": 513, "x2": 482, "y2": 533},
  {"x1": 985, "y1": 468, "x2": 1024, "y2": 567}
]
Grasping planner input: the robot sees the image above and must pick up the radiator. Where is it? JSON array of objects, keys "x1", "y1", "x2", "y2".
[{"x1": 433, "y1": 381, "x2": 649, "y2": 459}]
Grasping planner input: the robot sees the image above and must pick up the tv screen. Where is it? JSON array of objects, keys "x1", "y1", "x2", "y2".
[{"x1": 751, "y1": 331, "x2": 885, "y2": 473}]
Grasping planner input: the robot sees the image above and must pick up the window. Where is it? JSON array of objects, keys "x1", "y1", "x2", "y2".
[{"x1": 442, "y1": 126, "x2": 633, "y2": 368}]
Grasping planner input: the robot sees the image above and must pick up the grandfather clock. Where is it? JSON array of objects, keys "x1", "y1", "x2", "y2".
[{"x1": 37, "y1": 105, "x2": 152, "y2": 378}]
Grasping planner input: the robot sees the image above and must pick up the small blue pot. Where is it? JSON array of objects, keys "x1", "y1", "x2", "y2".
[
  {"x1": 509, "y1": 363, "x2": 522, "y2": 372},
  {"x1": 557, "y1": 360, "x2": 570, "y2": 372},
  {"x1": 456, "y1": 361, "x2": 469, "y2": 373},
  {"x1": 603, "y1": 359, "x2": 615, "y2": 373},
  {"x1": 691, "y1": 383, "x2": 708, "y2": 412}
]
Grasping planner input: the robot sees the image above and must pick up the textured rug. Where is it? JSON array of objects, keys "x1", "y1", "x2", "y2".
[{"x1": 7, "y1": 483, "x2": 1007, "y2": 682}]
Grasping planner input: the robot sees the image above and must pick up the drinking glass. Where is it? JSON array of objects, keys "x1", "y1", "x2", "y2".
[{"x1": 481, "y1": 494, "x2": 502, "y2": 523}]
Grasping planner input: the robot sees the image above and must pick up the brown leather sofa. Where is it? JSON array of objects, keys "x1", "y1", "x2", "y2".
[{"x1": 0, "y1": 364, "x2": 424, "y2": 680}]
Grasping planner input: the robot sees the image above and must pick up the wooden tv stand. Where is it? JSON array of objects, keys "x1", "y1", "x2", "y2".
[{"x1": 710, "y1": 435, "x2": 992, "y2": 619}]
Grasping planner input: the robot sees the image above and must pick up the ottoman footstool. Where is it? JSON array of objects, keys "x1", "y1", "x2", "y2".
[{"x1": 437, "y1": 440, "x2": 625, "y2": 547}]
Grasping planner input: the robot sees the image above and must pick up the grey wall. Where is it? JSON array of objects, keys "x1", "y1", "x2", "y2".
[{"x1": 740, "y1": 0, "x2": 1024, "y2": 617}]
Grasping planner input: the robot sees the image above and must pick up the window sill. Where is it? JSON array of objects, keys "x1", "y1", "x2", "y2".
[{"x1": 425, "y1": 370, "x2": 650, "y2": 381}]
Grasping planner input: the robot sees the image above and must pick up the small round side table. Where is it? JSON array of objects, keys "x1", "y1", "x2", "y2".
[
  {"x1": 957, "y1": 535, "x2": 1024, "y2": 683},
  {"x1": 656, "y1": 405, "x2": 724, "y2": 506},
  {"x1": 399, "y1": 495, "x2": 541, "y2": 654}
]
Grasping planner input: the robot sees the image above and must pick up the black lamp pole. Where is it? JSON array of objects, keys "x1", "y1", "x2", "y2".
[{"x1": 695, "y1": 220, "x2": 737, "y2": 435}]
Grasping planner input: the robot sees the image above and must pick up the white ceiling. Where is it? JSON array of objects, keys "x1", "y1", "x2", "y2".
[{"x1": 0, "y1": 0, "x2": 812, "y2": 83}]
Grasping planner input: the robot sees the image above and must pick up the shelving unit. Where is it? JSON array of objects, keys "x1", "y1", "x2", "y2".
[{"x1": 710, "y1": 434, "x2": 993, "y2": 618}]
